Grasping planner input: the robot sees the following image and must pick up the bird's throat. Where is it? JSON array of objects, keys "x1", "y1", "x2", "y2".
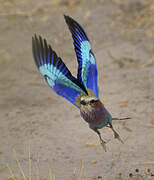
[{"x1": 80, "y1": 104, "x2": 106, "y2": 125}]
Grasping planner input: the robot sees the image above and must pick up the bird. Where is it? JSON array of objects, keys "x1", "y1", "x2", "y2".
[{"x1": 32, "y1": 15, "x2": 130, "y2": 151}]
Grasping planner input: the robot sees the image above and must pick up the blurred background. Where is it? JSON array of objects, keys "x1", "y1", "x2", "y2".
[{"x1": 0, "y1": 0, "x2": 154, "y2": 179}]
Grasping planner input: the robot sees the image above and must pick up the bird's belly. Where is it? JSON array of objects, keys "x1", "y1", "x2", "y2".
[{"x1": 80, "y1": 108, "x2": 106, "y2": 125}]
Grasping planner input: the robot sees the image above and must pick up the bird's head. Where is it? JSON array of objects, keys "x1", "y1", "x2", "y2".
[
  {"x1": 75, "y1": 89, "x2": 102, "y2": 109},
  {"x1": 80, "y1": 96, "x2": 102, "y2": 110}
]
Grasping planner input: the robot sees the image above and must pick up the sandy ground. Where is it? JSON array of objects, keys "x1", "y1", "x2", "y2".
[{"x1": 0, "y1": 0, "x2": 154, "y2": 179}]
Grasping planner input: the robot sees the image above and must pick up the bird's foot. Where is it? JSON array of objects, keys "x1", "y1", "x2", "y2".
[
  {"x1": 100, "y1": 139, "x2": 107, "y2": 152},
  {"x1": 114, "y1": 131, "x2": 124, "y2": 144}
]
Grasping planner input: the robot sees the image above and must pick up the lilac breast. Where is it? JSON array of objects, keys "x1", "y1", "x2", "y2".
[{"x1": 80, "y1": 104, "x2": 107, "y2": 125}]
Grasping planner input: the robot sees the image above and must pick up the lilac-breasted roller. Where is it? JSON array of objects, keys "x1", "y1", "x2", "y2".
[{"x1": 32, "y1": 15, "x2": 130, "y2": 151}]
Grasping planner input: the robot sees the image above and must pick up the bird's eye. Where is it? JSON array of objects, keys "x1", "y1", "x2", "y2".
[
  {"x1": 80, "y1": 100, "x2": 86, "y2": 105},
  {"x1": 90, "y1": 99, "x2": 96, "y2": 104}
]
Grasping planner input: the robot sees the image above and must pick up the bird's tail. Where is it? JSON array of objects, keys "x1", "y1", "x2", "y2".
[{"x1": 112, "y1": 117, "x2": 131, "y2": 121}]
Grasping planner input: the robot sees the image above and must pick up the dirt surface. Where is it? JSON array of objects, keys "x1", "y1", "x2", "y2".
[{"x1": 0, "y1": 0, "x2": 154, "y2": 179}]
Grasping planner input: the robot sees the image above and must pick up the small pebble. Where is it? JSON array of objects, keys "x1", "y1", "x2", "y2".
[
  {"x1": 135, "y1": 168, "x2": 139, "y2": 173},
  {"x1": 129, "y1": 173, "x2": 133, "y2": 178}
]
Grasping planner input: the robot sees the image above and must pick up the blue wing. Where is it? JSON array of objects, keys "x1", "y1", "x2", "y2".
[
  {"x1": 64, "y1": 15, "x2": 99, "y2": 97},
  {"x1": 32, "y1": 35, "x2": 88, "y2": 107}
]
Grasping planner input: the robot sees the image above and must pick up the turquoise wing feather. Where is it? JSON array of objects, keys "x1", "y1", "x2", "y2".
[
  {"x1": 64, "y1": 15, "x2": 99, "y2": 97},
  {"x1": 32, "y1": 35, "x2": 87, "y2": 107}
]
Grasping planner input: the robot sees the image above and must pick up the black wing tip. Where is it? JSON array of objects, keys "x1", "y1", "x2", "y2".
[
  {"x1": 32, "y1": 34, "x2": 48, "y2": 68},
  {"x1": 32, "y1": 34, "x2": 65, "y2": 71},
  {"x1": 32, "y1": 34, "x2": 39, "y2": 68},
  {"x1": 32, "y1": 33, "x2": 38, "y2": 41},
  {"x1": 64, "y1": 15, "x2": 77, "y2": 27},
  {"x1": 32, "y1": 34, "x2": 52, "y2": 51},
  {"x1": 32, "y1": 34, "x2": 40, "y2": 48},
  {"x1": 64, "y1": 14, "x2": 69, "y2": 21},
  {"x1": 64, "y1": 15, "x2": 89, "y2": 41},
  {"x1": 32, "y1": 34, "x2": 43, "y2": 43}
]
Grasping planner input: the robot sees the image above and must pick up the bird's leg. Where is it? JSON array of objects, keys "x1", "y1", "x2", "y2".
[
  {"x1": 108, "y1": 123, "x2": 124, "y2": 144},
  {"x1": 94, "y1": 129, "x2": 107, "y2": 152}
]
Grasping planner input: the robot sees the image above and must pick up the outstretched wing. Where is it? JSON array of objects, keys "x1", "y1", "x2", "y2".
[
  {"x1": 64, "y1": 15, "x2": 99, "y2": 97},
  {"x1": 32, "y1": 35, "x2": 87, "y2": 107}
]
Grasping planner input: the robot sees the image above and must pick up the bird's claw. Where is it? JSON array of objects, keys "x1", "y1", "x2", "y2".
[
  {"x1": 100, "y1": 140, "x2": 107, "y2": 152},
  {"x1": 114, "y1": 131, "x2": 124, "y2": 144}
]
